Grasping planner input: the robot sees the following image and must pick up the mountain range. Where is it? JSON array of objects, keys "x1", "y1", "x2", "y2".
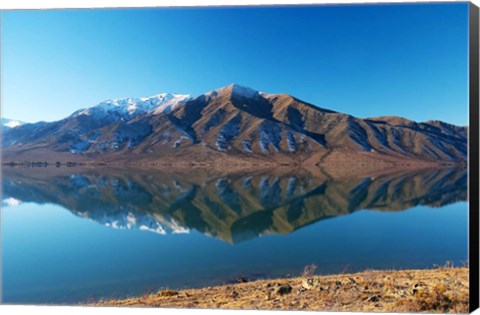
[
  {"x1": 1, "y1": 84, "x2": 467, "y2": 167},
  {"x1": 2, "y1": 167, "x2": 467, "y2": 243}
]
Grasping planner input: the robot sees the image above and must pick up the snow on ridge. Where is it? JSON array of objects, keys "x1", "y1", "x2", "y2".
[
  {"x1": 230, "y1": 84, "x2": 259, "y2": 98},
  {"x1": 4, "y1": 120, "x2": 23, "y2": 128},
  {"x1": 2, "y1": 119, "x2": 24, "y2": 128},
  {"x1": 151, "y1": 94, "x2": 191, "y2": 114},
  {"x1": 259, "y1": 121, "x2": 282, "y2": 153},
  {"x1": 204, "y1": 84, "x2": 263, "y2": 100},
  {"x1": 74, "y1": 92, "x2": 191, "y2": 118},
  {"x1": 215, "y1": 115, "x2": 241, "y2": 151}
]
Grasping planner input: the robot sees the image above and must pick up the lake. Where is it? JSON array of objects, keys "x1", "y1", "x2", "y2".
[{"x1": 1, "y1": 167, "x2": 468, "y2": 304}]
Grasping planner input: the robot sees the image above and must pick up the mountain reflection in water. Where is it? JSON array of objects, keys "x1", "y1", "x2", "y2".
[{"x1": 2, "y1": 167, "x2": 467, "y2": 244}]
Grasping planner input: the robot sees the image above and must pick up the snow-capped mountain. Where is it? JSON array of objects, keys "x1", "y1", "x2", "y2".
[
  {"x1": 1, "y1": 84, "x2": 468, "y2": 166},
  {"x1": 72, "y1": 93, "x2": 191, "y2": 120}
]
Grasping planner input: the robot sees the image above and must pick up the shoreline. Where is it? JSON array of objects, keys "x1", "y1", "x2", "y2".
[{"x1": 95, "y1": 267, "x2": 469, "y2": 313}]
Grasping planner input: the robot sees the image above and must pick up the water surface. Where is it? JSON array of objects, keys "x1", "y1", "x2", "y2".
[{"x1": 1, "y1": 167, "x2": 468, "y2": 304}]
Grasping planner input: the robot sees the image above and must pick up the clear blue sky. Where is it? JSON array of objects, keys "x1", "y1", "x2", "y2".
[{"x1": 1, "y1": 2, "x2": 469, "y2": 125}]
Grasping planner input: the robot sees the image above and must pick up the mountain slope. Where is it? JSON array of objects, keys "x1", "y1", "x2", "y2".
[
  {"x1": 1, "y1": 93, "x2": 190, "y2": 153},
  {"x1": 1, "y1": 84, "x2": 467, "y2": 166}
]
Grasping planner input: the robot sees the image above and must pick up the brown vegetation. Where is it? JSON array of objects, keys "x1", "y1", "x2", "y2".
[{"x1": 96, "y1": 267, "x2": 468, "y2": 313}]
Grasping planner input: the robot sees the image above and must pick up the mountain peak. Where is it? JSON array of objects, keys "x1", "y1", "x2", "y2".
[
  {"x1": 213, "y1": 84, "x2": 260, "y2": 99},
  {"x1": 230, "y1": 84, "x2": 260, "y2": 98}
]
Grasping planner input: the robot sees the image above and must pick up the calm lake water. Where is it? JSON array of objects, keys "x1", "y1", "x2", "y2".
[{"x1": 1, "y1": 167, "x2": 468, "y2": 304}]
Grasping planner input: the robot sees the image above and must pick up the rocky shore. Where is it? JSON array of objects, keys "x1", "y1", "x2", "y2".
[{"x1": 96, "y1": 267, "x2": 468, "y2": 313}]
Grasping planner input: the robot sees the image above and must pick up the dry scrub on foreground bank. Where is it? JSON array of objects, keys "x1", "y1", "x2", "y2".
[{"x1": 96, "y1": 267, "x2": 468, "y2": 313}]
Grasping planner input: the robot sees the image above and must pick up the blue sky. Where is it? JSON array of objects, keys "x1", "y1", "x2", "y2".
[{"x1": 1, "y1": 2, "x2": 469, "y2": 125}]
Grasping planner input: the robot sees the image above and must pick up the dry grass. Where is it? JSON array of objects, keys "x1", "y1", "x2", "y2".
[{"x1": 95, "y1": 267, "x2": 469, "y2": 313}]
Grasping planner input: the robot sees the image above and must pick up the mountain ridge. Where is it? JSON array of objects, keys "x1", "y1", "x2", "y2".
[{"x1": 1, "y1": 84, "x2": 468, "y2": 167}]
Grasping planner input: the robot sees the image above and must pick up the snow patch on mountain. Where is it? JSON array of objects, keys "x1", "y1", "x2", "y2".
[
  {"x1": 259, "y1": 91, "x2": 272, "y2": 98},
  {"x1": 73, "y1": 93, "x2": 191, "y2": 120},
  {"x1": 151, "y1": 94, "x2": 191, "y2": 114},
  {"x1": 259, "y1": 121, "x2": 282, "y2": 153},
  {"x1": 230, "y1": 84, "x2": 259, "y2": 98},
  {"x1": 2, "y1": 118, "x2": 24, "y2": 129},
  {"x1": 286, "y1": 131, "x2": 297, "y2": 152},
  {"x1": 206, "y1": 84, "x2": 261, "y2": 100},
  {"x1": 215, "y1": 115, "x2": 241, "y2": 151},
  {"x1": 4, "y1": 120, "x2": 23, "y2": 128}
]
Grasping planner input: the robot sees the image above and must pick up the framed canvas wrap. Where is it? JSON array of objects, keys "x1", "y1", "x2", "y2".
[{"x1": 0, "y1": 1, "x2": 479, "y2": 314}]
